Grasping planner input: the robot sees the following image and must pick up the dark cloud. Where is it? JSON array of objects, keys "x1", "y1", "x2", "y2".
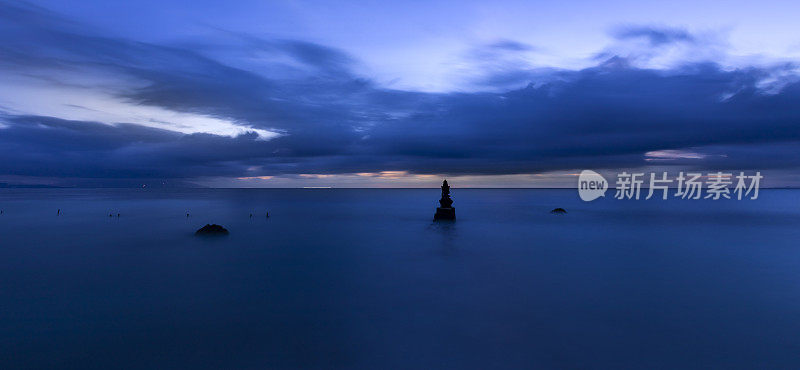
[
  {"x1": 1, "y1": 2, "x2": 800, "y2": 186},
  {"x1": 360, "y1": 62, "x2": 800, "y2": 174},
  {"x1": 612, "y1": 26, "x2": 696, "y2": 46}
]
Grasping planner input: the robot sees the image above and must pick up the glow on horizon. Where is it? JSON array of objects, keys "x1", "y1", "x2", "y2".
[{"x1": 219, "y1": 171, "x2": 585, "y2": 188}]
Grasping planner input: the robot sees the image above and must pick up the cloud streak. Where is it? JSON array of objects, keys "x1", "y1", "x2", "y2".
[{"x1": 612, "y1": 26, "x2": 696, "y2": 46}]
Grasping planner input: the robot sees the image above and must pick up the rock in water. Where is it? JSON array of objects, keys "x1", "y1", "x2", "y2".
[
  {"x1": 195, "y1": 224, "x2": 229, "y2": 236},
  {"x1": 550, "y1": 208, "x2": 567, "y2": 214},
  {"x1": 433, "y1": 179, "x2": 456, "y2": 220}
]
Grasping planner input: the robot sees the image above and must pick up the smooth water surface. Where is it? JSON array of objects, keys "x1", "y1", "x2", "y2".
[{"x1": 1, "y1": 188, "x2": 800, "y2": 369}]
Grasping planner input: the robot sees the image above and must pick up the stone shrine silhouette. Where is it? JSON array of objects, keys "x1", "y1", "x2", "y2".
[{"x1": 434, "y1": 179, "x2": 456, "y2": 220}]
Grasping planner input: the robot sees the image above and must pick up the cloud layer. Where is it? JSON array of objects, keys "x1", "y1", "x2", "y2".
[{"x1": 1, "y1": 2, "x2": 799, "y2": 187}]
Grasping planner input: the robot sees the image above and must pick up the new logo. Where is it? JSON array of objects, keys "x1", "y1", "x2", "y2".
[{"x1": 578, "y1": 170, "x2": 608, "y2": 201}]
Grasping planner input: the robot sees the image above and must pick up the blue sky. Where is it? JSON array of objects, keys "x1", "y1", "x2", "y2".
[{"x1": 1, "y1": 0, "x2": 800, "y2": 187}]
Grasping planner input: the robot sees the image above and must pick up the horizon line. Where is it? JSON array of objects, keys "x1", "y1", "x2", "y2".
[{"x1": 2, "y1": 186, "x2": 799, "y2": 190}]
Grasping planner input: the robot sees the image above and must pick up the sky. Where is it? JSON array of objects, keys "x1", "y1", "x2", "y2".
[{"x1": 1, "y1": 0, "x2": 800, "y2": 187}]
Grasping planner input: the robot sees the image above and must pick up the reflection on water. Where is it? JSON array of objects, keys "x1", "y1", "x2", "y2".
[{"x1": 429, "y1": 220, "x2": 458, "y2": 256}]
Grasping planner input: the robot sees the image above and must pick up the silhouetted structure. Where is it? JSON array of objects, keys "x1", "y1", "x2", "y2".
[
  {"x1": 550, "y1": 208, "x2": 567, "y2": 214},
  {"x1": 434, "y1": 180, "x2": 456, "y2": 220}
]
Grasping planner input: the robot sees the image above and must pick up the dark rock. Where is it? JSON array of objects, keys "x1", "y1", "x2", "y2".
[
  {"x1": 434, "y1": 179, "x2": 456, "y2": 220},
  {"x1": 195, "y1": 224, "x2": 229, "y2": 236},
  {"x1": 550, "y1": 208, "x2": 567, "y2": 214}
]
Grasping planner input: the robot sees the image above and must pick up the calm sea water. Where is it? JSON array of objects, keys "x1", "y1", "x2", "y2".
[{"x1": 1, "y1": 188, "x2": 800, "y2": 369}]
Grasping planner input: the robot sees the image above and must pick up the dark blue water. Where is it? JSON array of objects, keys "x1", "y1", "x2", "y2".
[{"x1": 1, "y1": 188, "x2": 800, "y2": 369}]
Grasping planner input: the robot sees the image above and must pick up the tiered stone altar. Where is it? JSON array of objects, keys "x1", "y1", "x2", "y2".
[{"x1": 433, "y1": 180, "x2": 456, "y2": 220}]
